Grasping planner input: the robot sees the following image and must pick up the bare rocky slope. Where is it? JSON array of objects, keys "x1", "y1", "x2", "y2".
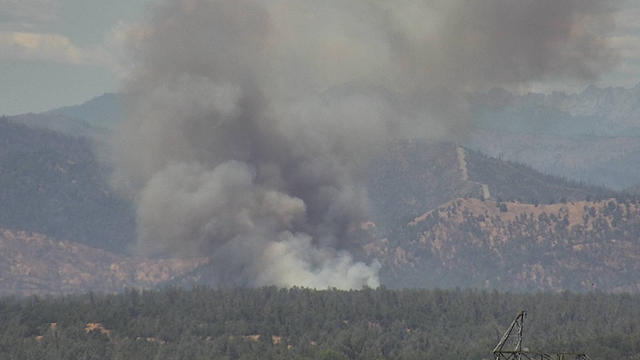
[{"x1": 0, "y1": 229, "x2": 207, "y2": 296}]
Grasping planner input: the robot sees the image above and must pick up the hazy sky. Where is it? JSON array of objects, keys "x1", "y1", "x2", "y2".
[
  {"x1": 0, "y1": 0, "x2": 639, "y2": 115},
  {"x1": 0, "y1": 0, "x2": 151, "y2": 114}
]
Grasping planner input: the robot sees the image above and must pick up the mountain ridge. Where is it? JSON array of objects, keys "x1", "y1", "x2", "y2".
[{"x1": 372, "y1": 197, "x2": 640, "y2": 292}]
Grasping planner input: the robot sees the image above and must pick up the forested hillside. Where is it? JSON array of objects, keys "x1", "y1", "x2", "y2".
[
  {"x1": 2, "y1": 287, "x2": 639, "y2": 359},
  {"x1": 0, "y1": 117, "x2": 134, "y2": 253}
]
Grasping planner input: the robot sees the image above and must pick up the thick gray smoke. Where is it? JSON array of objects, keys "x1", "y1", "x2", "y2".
[{"x1": 111, "y1": 0, "x2": 618, "y2": 288}]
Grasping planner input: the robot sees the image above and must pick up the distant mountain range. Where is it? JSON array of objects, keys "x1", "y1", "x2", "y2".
[
  {"x1": 466, "y1": 83, "x2": 640, "y2": 190},
  {"x1": 468, "y1": 83, "x2": 640, "y2": 137},
  {"x1": 8, "y1": 84, "x2": 640, "y2": 190},
  {"x1": 44, "y1": 93, "x2": 124, "y2": 130},
  {"x1": 6, "y1": 93, "x2": 122, "y2": 138},
  {"x1": 1, "y1": 86, "x2": 639, "y2": 295},
  {"x1": 2, "y1": 123, "x2": 635, "y2": 294}
]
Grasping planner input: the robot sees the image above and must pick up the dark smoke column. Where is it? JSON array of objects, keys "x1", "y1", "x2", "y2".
[{"x1": 110, "y1": 0, "x2": 618, "y2": 288}]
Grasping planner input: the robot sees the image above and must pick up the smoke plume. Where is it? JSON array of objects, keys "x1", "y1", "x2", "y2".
[{"x1": 111, "y1": 0, "x2": 618, "y2": 288}]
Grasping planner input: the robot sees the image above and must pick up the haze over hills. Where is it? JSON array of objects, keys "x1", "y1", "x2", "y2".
[
  {"x1": 466, "y1": 83, "x2": 640, "y2": 190},
  {"x1": 469, "y1": 83, "x2": 640, "y2": 137},
  {"x1": 11, "y1": 83, "x2": 640, "y2": 191},
  {"x1": 0, "y1": 117, "x2": 134, "y2": 253},
  {"x1": 4, "y1": 93, "x2": 122, "y2": 139},
  {"x1": 2, "y1": 114, "x2": 637, "y2": 294},
  {"x1": 1, "y1": 86, "x2": 640, "y2": 294},
  {"x1": 44, "y1": 93, "x2": 124, "y2": 130}
]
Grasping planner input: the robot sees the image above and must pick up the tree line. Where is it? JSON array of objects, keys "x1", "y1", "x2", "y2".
[{"x1": 2, "y1": 287, "x2": 639, "y2": 359}]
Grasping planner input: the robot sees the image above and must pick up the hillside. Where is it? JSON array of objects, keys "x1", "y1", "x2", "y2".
[
  {"x1": 8, "y1": 112, "x2": 105, "y2": 139},
  {"x1": 467, "y1": 130, "x2": 640, "y2": 190},
  {"x1": 0, "y1": 229, "x2": 207, "y2": 296},
  {"x1": 13, "y1": 85, "x2": 640, "y2": 191},
  {"x1": 0, "y1": 117, "x2": 135, "y2": 253},
  {"x1": 369, "y1": 197, "x2": 640, "y2": 292},
  {"x1": 6, "y1": 93, "x2": 122, "y2": 139},
  {"x1": 44, "y1": 93, "x2": 124, "y2": 130},
  {"x1": 0, "y1": 119, "x2": 636, "y2": 293},
  {"x1": 464, "y1": 147, "x2": 612, "y2": 203},
  {"x1": 366, "y1": 140, "x2": 612, "y2": 233},
  {"x1": 0, "y1": 130, "x2": 631, "y2": 294}
]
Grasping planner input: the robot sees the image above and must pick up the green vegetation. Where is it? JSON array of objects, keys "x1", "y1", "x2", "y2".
[{"x1": 2, "y1": 287, "x2": 640, "y2": 359}]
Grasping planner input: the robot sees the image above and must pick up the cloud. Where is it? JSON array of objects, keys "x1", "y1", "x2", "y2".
[
  {"x1": 0, "y1": 31, "x2": 100, "y2": 64},
  {"x1": 0, "y1": 0, "x2": 60, "y2": 31},
  {"x1": 590, "y1": 0, "x2": 640, "y2": 88}
]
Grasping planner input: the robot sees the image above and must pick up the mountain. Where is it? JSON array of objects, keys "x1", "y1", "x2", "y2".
[
  {"x1": 6, "y1": 93, "x2": 123, "y2": 139},
  {"x1": 361, "y1": 141, "x2": 639, "y2": 292},
  {"x1": 0, "y1": 117, "x2": 135, "y2": 253},
  {"x1": 0, "y1": 131, "x2": 629, "y2": 294},
  {"x1": 44, "y1": 93, "x2": 124, "y2": 130},
  {"x1": 366, "y1": 140, "x2": 612, "y2": 234},
  {"x1": 466, "y1": 84, "x2": 640, "y2": 190},
  {"x1": 8, "y1": 112, "x2": 105, "y2": 139},
  {"x1": 0, "y1": 116, "x2": 637, "y2": 294},
  {"x1": 0, "y1": 229, "x2": 207, "y2": 296},
  {"x1": 466, "y1": 130, "x2": 640, "y2": 190},
  {"x1": 11, "y1": 83, "x2": 640, "y2": 190},
  {"x1": 368, "y1": 197, "x2": 640, "y2": 292}
]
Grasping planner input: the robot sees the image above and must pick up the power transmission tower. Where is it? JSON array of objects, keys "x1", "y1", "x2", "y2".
[{"x1": 493, "y1": 311, "x2": 591, "y2": 360}]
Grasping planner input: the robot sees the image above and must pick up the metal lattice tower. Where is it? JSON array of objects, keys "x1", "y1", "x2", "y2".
[{"x1": 493, "y1": 311, "x2": 591, "y2": 360}]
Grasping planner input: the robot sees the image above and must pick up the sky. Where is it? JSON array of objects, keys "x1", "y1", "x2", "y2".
[
  {"x1": 0, "y1": 0, "x2": 151, "y2": 115},
  {"x1": 0, "y1": 0, "x2": 639, "y2": 115}
]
